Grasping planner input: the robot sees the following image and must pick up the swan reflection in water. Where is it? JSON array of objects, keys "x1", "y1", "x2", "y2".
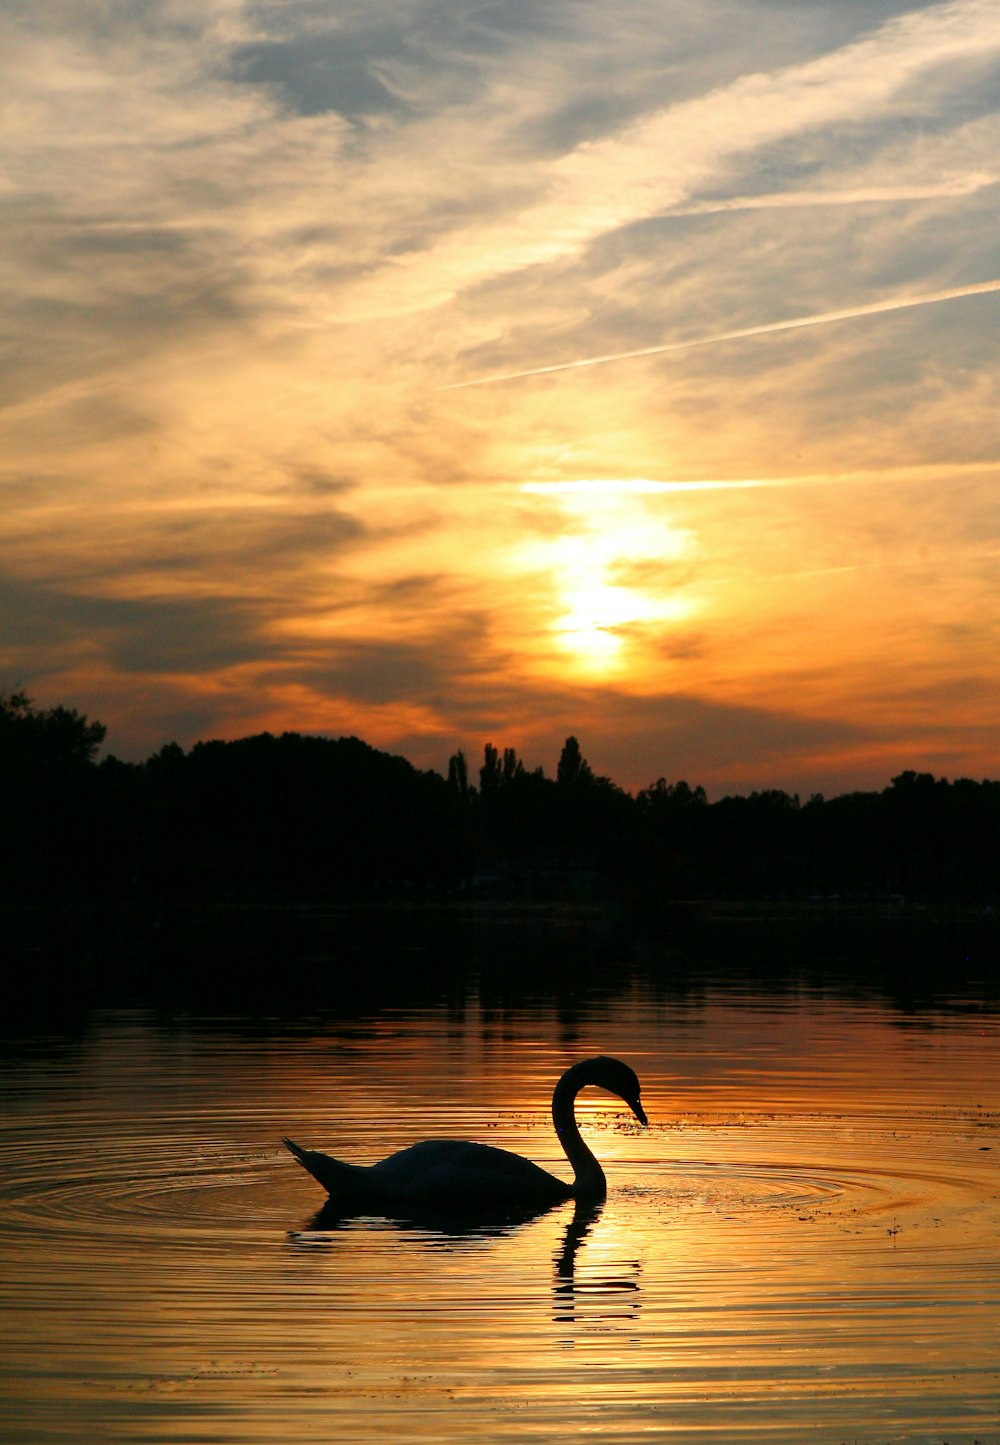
[
  {"x1": 283, "y1": 1056, "x2": 646, "y2": 1209},
  {"x1": 553, "y1": 1198, "x2": 641, "y2": 1331},
  {"x1": 284, "y1": 1057, "x2": 646, "y2": 1325},
  {"x1": 289, "y1": 1197, "x2": 641, "y2": 1328}
]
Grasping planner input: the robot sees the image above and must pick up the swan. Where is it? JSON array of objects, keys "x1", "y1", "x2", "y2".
[{"x1": 283, "y1": 1056, "x2": 646, "y2": 1208}]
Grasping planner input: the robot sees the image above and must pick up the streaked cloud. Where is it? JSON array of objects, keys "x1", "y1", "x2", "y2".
[{"x1": 443, "y1": 280, "x2": 1000, "y2": 388}]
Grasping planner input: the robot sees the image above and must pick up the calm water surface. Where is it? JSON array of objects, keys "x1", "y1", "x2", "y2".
[{"x1": 2, "y1": 978, "x2": 999, "y2": 1443}]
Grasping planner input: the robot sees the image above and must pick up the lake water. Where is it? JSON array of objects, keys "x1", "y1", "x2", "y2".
[{"x1": 2, "y1": 973, "x2": 999, "y2": 1443}]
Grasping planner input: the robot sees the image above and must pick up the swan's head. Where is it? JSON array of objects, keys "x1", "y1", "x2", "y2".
[{"x1": 585, "y1": 1056, "x2": 647, "y2": 1127}]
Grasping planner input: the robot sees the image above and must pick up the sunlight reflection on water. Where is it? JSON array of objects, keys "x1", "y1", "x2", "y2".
[{"x1": 1, "y1": 980, "x2": 999, "y2": 1442}]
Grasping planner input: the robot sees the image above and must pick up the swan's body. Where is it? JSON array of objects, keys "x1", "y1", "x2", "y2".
[{"x1": 284, "y1": 1056, "x2": 646, "y2": 1207}]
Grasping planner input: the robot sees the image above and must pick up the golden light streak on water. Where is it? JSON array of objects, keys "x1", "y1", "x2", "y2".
[{"x1": 1, "y1": 981, "x2": 999, "y2": 1442}]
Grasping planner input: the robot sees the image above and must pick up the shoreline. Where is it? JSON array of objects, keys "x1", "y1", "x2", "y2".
[{"x1": 3, "y1": 895, "x2": 997, "y2": 1014}]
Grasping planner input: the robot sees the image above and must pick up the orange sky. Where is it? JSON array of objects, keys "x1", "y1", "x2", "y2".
[{"x1": 2, "y1": 0, "x2": 999, "y2": 795}]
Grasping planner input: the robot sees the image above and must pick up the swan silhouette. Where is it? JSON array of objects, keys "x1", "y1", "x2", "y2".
[{"x1": 283, "y1": 1056, "x2": 646, "y2": 1208}]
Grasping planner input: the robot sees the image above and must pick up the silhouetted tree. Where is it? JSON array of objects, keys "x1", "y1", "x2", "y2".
[
  {"x1": 0, "y1": 690, "x2": 109, "y2": 901},
  {"x1": 447, "y1": 748, "x2": 470, "y2": 799},
  {"x1": 480, "y1": 742, "x2": 502, "y2": 796},
  {"x1": 474, "y1": 742, "x2": 554, "y2": 862},
  {"x1": 0, "y1": 689, "x2": 106, "y2": 771},
  {"x1": 633, "y1": 777, "x2": 710, "y2": 895},
  {"x1": 637, "y1": 777, "x2": 708, "y2": 816},
  {"x1": 502, "y1": 746, "x2": 523, "y2": 785},
  {"x1": 557, "y1": 736, "x2": 594, "y2": 789},
  {"x1": 5, "y1": 687, "x2": 1000, "y2": 926}
]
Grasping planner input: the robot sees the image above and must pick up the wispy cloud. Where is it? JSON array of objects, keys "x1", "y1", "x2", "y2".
[
  {"x1": 338, "y1": 0, "x2": 1000, "y2": 320},
  {"x1": 521, "y1": 461, "x2": 1000, "y2": 494},
  {"x1": 2, "y1": 0, "x2": 999, "y2": 791},
  {"x1": 662, "y1": 172, "x2": 997, "y2": 217}
]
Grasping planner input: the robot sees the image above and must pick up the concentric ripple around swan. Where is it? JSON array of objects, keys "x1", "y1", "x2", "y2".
[{"x1": 1, "y1": 999, "x2": 998, "y2": 1444}]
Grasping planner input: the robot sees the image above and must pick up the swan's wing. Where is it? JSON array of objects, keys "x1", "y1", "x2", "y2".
[{"x1": 369, "y1": 1140, "x2": 571, "y2": 1203}]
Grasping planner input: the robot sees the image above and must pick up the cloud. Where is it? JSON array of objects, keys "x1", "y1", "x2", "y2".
[
  {"x1": 338, "y1": 0, "x2": 1000, "y2": 322},
  {"x1": 291, "y1": 622, "x2": 493, "y2": 709},
  {"x1": 232, "y1": 29, "x2": 413, "y2": 120},
  {"x1": 443, "y1": 280, "x2": 1000, "y2": 388},
  {"x1": 660, "y1": 172, "x2": 997, "y2": 215},
  {"x1": 2, "y1": 0, "x2": 998, "y2": 792},
  {"x1": 2, "y1": 496, "x2": 369, "y2": 594},
  {"x1": 0, "y1": 577, "x2": 273, "y2": 676}
]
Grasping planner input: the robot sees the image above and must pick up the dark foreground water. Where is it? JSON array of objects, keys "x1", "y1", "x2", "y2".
[{"x1": 1, "y1": 976, "x2": 999, "y2": 1443}]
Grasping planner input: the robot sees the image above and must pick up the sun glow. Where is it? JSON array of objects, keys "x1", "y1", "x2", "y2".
[{"x1": 518, "y1": 480, "x2": 695, "y2": 675}]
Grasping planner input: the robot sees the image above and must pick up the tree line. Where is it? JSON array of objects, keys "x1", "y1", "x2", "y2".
[{"x1": 3, "y1": 689, "x2": 1000, "y2": 905}]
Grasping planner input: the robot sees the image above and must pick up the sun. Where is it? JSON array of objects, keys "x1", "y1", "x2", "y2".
[
  {"x1": 552, "y1": 586, "x2": 634, "y2": 666},
  {"x1": 517, "y1": 480, "x2": 695, "y2": 676}
]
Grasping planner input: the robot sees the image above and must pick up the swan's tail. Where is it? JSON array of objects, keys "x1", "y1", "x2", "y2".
[{"x1": 282, "y1": 1136, "x2": 356, "y2": 1197}]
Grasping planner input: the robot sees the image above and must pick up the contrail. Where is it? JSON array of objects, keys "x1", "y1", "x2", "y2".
[{"x1": 441, "y1": 279, "x2": 1000, "y2": 390}]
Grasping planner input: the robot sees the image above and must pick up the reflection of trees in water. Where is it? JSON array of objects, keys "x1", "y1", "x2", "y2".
[{"x1": 553, "y1": 1200, "x2": 641, "y2": 1334}]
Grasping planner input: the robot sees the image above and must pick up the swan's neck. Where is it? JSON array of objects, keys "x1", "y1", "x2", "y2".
[{"x1": 552, "y1": 1066, "x2": 606, "y2": 1199}]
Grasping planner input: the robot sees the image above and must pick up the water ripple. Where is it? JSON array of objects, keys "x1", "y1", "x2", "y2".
[{"x1": 2, "y1": 998, "x2": 999, "y2": 1444}]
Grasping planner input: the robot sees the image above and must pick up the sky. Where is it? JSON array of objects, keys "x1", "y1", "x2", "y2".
[{"x1": 2, "y1": 0, "x2": 999, "y2": 797}]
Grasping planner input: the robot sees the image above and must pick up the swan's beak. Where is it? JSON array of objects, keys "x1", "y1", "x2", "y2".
[{"x1": 630, "y1": 1099, "x2": 648, "y2": 1128}]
